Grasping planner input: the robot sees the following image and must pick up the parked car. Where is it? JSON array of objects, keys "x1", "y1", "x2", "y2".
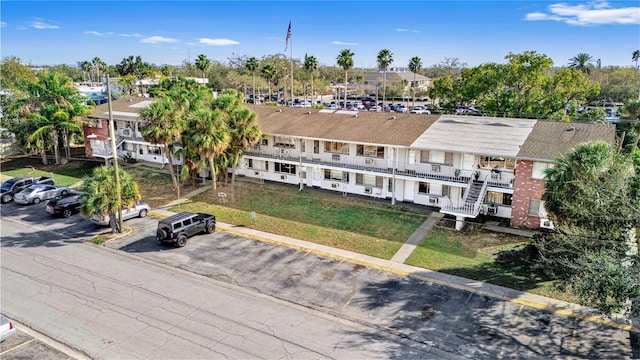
[
  {"x1": 1, "y1": 176, "x2": 55, "y2": 203},
  {"x1": 14, "y1": 184, "x2": 70, "y2": 205},
  {"x1": 410, "y1": 106, "x2": 431, "y2": 114},
  {"x1": 395, "y1": 104, "x2": 407, "y2": 113},
  {"x1": 46, "y1": 193, "x2": 82, "y2": 218},
  {"x1": 156, "y1": 212, "x2": 216, "y2": 247},
  {"x1": 91, "y1": 202, "x2": 150, "y2": 226},
  {"x1": 0, "y1": 315, "x2": 16, "y2": 342}
]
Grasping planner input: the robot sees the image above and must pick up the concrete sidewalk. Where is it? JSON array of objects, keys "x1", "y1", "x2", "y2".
[{"x1": 147, "y1": 185, "x2": 636, "y2": 333}]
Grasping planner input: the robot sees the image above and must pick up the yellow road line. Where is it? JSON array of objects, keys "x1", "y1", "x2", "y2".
[{"x1": 0, "y1": 339, "x2": 35, "y2": 355}]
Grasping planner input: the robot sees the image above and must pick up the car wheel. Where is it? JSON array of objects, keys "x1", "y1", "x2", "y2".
[
  {"x1": 157, "y1": 229, "x2": 166, "y2": 240},
  {"x1": 175, "y1": 234, "x2": 187, "y2": 248},
  {"x1": 1, "y1": 194, "x2": 11, "y2": 203},
  {"x1": 33, "y1": 198, "x2": 41, "y2": 204},
  {"x1": 139, "y1": 209, "x2": 148, "y2": 218},
  {"x1": 205, "y1": 221, "x2": 215, "y2": 234},
  {"x1": 63, "y1": 209, "x2": 72, "y2": 218},
  {"x1": 61, "y1": 190, "x2": 69, "y2": 196}
]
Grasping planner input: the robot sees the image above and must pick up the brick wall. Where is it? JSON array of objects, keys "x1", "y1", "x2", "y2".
[
  {"x1": 83, "y1": 121, "x2": 110, "y2": 158},
  {"x1": 510, "y1": 160, "x2": 544, "y2": 229}
]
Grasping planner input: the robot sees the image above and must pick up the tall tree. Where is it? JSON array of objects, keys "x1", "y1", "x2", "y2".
[
  {"x1": 140, "y1": 97, "x2": 187, "y2": 193},
  {"x1": 377, "y1": 49, "x2": 393, "y2": 107},
  {"x1": 408, "y1": 56, "x2": 422, "y2": 108},
  {"x1": 304, "y1": 55, "x2": 318, "y2": 103},
  {"x1": 336, "y1": 49, "x2": 354, "y2": 109},
  {"x1": 228, "y1": 107, "x2": 261, "y2": 186},
  {"x1": 13, "y1": 71, "x2": 92, "y2": 164},
  {"x1": 535, "y1": 142, "x2": 640, "y2": 341},
  {"x1": 568, "y1": 53, "x2": 594, "y2": 74},
  {"x1": 0, "y1": 56, "x2": 37, "y2": 91},
  {"x1": 81, "y1": 61, "x2": 92, "y2": 82},
  {"x1": 632, "y1": 50, "x2": 640, "y2": 70},
  {"x1": 195, "y1": 54, "x2": 212, "y2": 80},
  {"x1": 183, "y1": 108, "x2": 230, "y2": 192},
  {"x1": 80, "y1": 166, "x2": 142, "y2": 234},
  {"x1": 260, "y1": 63, "x2": 277, "y2": 102},
  {"x1": 245, "y1": 57, "x2": 259, "y2": 102}
]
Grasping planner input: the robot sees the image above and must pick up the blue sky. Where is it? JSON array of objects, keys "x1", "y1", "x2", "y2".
[{"x1": 2, "y1": 1, "x2": 639, "y2": 69}]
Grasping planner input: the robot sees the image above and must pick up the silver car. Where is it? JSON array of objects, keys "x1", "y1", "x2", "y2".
[
  {"x1": 14, "y1": 184, "x2": 70, "y2": 205},
  {"x1": 90, "y1": 202, "x2": 150, "y2": 226},
  {"x1": 1, "y1": 315, "x2": 16, "y2": 342}
]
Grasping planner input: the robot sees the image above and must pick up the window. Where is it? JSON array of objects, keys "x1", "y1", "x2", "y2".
[
  {"x1": 442, "y1": 185, "x2": 451, "y2": 197},
  {"x1": 486, "y1": 192, "x2": 512, "y2": 205},
  {"x1": 300, "y1": 171, "x2": 306, "y2": 179},
  {"x1": 247, "y1": 159, "x2": 253, "y2": 168},
  {"x1": 355, "y1": 173, "x2": 382, "y2": 187},
  {"x1": 419, "y1": 151, "x2": 431, "y2": 164},
  {"x1": 301, "y1": 141, "x2": 306, "y2": 153},
  {"x1": 275, "y1": 163, "x2": 296, "y2": 174},
  {"x1": 418, "y1": 182, "x2": 430, "y2": 194},
  {"x1": 313, "y1": 140, "x2": 320, "y2": 154},
  {"x1": 528, "y1": 199, "x2": 541, "y2": 216},
  {"x1": 274, "y1": 136, "x2": 295, "y2": 148},
  {"x1": 356, "y1": 145, "x2": 384, "y2": 158},
  {"x1": 148, "y1": 146, "x2": 161, "y2": 155},
  {"x1": 324, "y1": 141, "x2": 349, "y2": 154},
  {"x1": 480, "y1": 156, "x2": 516, "y2": 169},
  {"x1": 324, "y1": 169, "x2": 349, "y2": 181},
  {"x1": 261, "y1": 138, "x2": 268, "y2": 146}
]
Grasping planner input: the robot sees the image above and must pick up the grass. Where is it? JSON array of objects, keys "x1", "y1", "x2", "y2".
[
  {"x1": 1, "y1": 157, "x2": 100, "y2": 186},
  {"x1": 172, "y1": 181, "x2": 428, "y2": 259}
]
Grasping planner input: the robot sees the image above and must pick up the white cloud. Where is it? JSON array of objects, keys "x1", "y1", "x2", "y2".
[
  {"x1": 140, "y1": 36, "x2": 178, "y2": 44},
  {"x1": 31, "y1": 19, "x2": 59, "y2": 29},
  {"x1": 525, "y1": 1, "x2": 640, "y2": 26},
  {"x1": 84, "y1": 30, "x2": 113, "y2": 37},
  {"x1": 0, "y1": 22, "x2": 6, "y2": 28},
  {"x1": 198, "y1": 38, "x2": 239, "y2": 46},
  {"x1": 117, "y1": 32, "x2": 144, "y2": 38},
  {"x1": 332, "y1": 41, "x2": 359, "y2": 46},
  {"x1": 396, "y1": 28, "x2": 420, "y2": 33}
]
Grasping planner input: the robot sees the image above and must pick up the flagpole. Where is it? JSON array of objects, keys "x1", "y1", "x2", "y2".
[{"x1": 289, "y1": 29, "x2": 293, "y2": 105}]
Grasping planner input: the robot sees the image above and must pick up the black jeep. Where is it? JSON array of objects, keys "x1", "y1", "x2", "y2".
[{"x1": 156, "y1": 212, "x2": 216, "y2": 247}]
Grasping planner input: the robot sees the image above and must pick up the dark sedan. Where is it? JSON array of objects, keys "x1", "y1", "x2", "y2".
[{"x1": 45, "y1": 194, "x2": 82, "y2": 218}]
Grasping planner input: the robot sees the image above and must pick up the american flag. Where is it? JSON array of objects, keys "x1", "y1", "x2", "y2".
[{"x1": 284, "y1": 21, "x2": 291, "y2": 51}]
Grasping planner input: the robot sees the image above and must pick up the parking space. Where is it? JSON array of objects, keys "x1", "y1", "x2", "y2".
[
  {"x1": 106, "y1": 219, "x2": 632, "y2": 358},
  {"x1": 0, "y1": 320, "x2": 87, "y2": 360}
]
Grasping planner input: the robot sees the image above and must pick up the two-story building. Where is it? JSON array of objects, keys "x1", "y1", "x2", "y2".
[{"x1": 84, "y1": 97, "x2": 615, "y2": 230}]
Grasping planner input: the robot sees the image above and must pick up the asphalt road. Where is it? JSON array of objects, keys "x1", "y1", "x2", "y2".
[{"x1": 1, "y1": 199, "x2": 636, "y2": 359}]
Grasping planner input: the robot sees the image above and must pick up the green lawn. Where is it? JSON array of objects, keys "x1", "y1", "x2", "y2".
[
  {"x1": 172, "y1": 182, "x2": 428, "y2": 259},
  {"x1": 1, "y1": 160, "x2": 99, "y2": 186}
]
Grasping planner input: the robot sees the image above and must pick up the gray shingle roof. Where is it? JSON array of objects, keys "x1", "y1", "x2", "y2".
[{"x1": 517, "y1": 121, "x2": 616, "y2": 161}]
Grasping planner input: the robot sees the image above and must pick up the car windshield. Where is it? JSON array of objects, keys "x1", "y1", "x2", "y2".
[{"x1": 1, "y1": 180, "x2": 16, "y2": 191}]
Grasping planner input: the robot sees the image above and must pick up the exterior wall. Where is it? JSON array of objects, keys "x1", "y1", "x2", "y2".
[
  {"x1": 510, "y1": 160, "x2": 544, "y2": 229},
  {"x1": 83, "y1": 121, "x2": 109, "y2": 158}
]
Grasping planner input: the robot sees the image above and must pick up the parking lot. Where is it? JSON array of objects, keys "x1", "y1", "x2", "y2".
[
  {"x1": 1, "y1": 198, "x2": 635, "y2": 358},
  {"x1": 0, "y1": 319, "x2": 88, "y2": 360}
]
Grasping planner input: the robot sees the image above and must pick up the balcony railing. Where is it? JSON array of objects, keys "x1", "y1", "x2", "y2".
[{"x1": 243, "y1": 150, "x2": 514, "y2": 188}]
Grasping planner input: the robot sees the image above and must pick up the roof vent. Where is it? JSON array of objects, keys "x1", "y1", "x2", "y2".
[
  {"x1": 353, "y1": 113, "x2": 358, "y2": 118},
  {"x1": 306, "y1": 111, "x2": 311, "y2": 115},
  {"x1": 566, "y1": 126, "x2": 575, "y2": 131},
  {"x1": 276, "y1": 109, "x2": 282, "y2": 112},
  {"x1": 390, "y1": 116, "x2": 396, "y2": 120}
]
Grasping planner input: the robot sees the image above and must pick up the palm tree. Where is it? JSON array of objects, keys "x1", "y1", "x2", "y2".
[
  {"x1": 303, "y1": 55, "x2": 318, "y2": 103},
  {"x1": 228, "y1": 107, "x2": 261, "y2": 186},
  {"x1": 377, "y1": 49, "x2": 393, "y2": 107},
  {"x1": 80, "y1": 166, "x2": 141, "y2": 234},
  {"x1": 13, "y1": 71, "x2": 92, "y2": 164},
  {"x1": 246, "y1": 57, "x2": 259, "y2": 102},
  {"x1": 261, "y1": 63, "x2": 277, "y2": 102},
  {"x1": 336, "y1": 49, "x2": 354, "y2": 109},
  {"x1": 140, "y1": 97, "x2": 187, "y2": 193},
  {"x1": 183, "y1": 108, "x2": 230, "y2": 192},
  {"x1": 632, "y1": 50, "x2": 640, "y2": 70},
  {"x1": 81, "y1": 61, "x2": 92, "y2": 82},
  {"x1": 568, "y1": 53, "x2": 594, "y2": 74},
  {"x1": 408, "y1": 56, "x2": 422, "y2": 108},
  {"x1": 195, "y1": 54, "x2": 212, "y2": 80},
  {"x1": 92, "y1": 57, "x2": 104, "y2": 83}
]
